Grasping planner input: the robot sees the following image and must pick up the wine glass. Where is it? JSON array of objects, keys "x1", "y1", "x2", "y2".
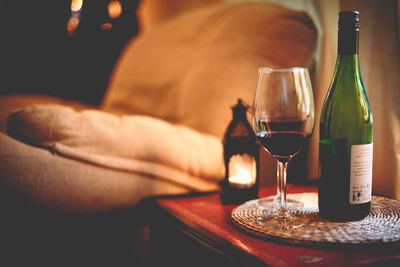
[{"x1": 252, "y1": 67, "x2": 314, "y2": 228}]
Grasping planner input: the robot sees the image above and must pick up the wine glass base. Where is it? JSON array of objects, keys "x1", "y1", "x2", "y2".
[{"x1": 255, "y1": 196, "x2": 304, "y2": 212}]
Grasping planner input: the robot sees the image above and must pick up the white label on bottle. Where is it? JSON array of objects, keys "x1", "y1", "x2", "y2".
[{"x1": 349, "y1": 143, "x2": 373, "y2": 204}]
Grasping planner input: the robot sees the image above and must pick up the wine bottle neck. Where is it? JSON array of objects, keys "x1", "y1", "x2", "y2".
[
  {"x1": 335, "y1": 54, "x2": 361, "y2": 79},
  {"x1": 334, "y1": 12, "x2": 362, "y2": 83},
  {"x1": 338, "y1": 27, "x2": 359, "y2": 54}
]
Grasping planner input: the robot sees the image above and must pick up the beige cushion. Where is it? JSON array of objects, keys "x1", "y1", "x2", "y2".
[
  {"x1": 102, "y1": 1, "x2": 317, "y2": 138},
  {"x1": 0, "y1": 94, "x2": 94, "y2": 134},
  {"x1": 7, "y1": 104, "x2": 223, "y2": 190},
  {"x1": 0, "y1": 132, "x2": 205, "y2": 213}
]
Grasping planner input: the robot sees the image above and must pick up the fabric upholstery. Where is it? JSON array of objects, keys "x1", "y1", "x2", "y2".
[
  {"x1": 0, "y1": 132, "x2": 204, "y2": 213},
  {"x1": 0, "y1": 94, "x2": 93, "y2": 134},
  {"x1": 0, "y1": 132, "x2": 187, "y2": 266},
  {"x1": 102, "y1": 1, "x2": 317, "y2": 138},
  {"x1": 7, "y1": 104, "x2": 223, "y2": 189}
]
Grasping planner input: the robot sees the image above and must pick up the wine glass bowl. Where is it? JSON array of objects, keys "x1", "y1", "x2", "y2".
[{"x1": 252, "y1": 67, "x2": 315, "y2": 227}]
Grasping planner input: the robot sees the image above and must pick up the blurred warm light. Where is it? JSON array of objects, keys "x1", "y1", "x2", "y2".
[
  {"x1": 101, "y1": 23, "x2": 113, "y2": 31},
  {"x1": 67, "y1": 16, "x2": 80, "y2": 36},
  {"x1": 71, "y1": 0, "x2": 83, "y2": 12},
  {"x1": 108, "y1": 0, "x2": 122, "y2": 19}
]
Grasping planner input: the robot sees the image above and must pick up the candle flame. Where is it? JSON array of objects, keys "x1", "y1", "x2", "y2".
[
  {"x1": 238, "y1": 168, "x2": 251, "y2": 179},
  {"x1": 227, "y1": 154, "x2": 257, "y2": 189}
]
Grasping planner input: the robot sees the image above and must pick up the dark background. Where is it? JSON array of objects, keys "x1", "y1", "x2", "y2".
[{"x1": 0, "y1": 0, "x2": 140, "y2": 105}]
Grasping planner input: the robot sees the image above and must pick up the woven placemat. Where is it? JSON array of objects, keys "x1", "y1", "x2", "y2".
[{"x1": 231, "y1": 193, "x2": 400, "y2": 247}]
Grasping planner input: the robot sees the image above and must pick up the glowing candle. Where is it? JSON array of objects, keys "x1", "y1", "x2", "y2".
[{"x1": 228, "y1": 155, "x2": 256, "y2": 189}]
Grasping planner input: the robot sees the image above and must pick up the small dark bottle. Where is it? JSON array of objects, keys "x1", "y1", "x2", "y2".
[{"x1": 318, "y1": 11, "x2": 373, "y2": 221}]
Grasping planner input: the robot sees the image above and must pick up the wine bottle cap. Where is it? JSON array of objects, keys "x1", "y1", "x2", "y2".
[{"x1": 339, "y1": 11, "x2": 359, "y2": 31}]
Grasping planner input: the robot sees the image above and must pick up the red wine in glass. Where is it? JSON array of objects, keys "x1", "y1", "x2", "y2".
[
  {"x1": 256, "y1": 121, "x2": 310, "y2": 161},
  {"x1": 257, "y1": 131, "x2": 310, "y2": 160}
]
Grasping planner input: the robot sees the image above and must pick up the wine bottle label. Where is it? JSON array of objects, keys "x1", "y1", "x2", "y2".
[{"x1": 349, "y1": 143, "x2": 373, "y2": 204}]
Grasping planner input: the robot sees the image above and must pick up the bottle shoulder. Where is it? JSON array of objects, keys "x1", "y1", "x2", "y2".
[
  {"x1": 320, "y1": 74, "x2": 372, "y2": 142},
  {"x1": 321, "y1": 71, "x2": 371, "y2": 118}
]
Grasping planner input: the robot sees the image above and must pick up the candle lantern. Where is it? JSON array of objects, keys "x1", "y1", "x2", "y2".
[{"x1": 221, "y1": 99, "x2": 260, "y2": 205}]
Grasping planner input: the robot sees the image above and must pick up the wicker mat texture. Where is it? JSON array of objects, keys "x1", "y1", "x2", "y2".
[{"x1": 231, "y1": 193, "x2": 400, "y2": 247}]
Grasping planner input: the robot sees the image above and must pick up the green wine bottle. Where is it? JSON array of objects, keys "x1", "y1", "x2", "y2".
[{"x1": 318, "y1": 11, "x2": 373, "y2": 221}]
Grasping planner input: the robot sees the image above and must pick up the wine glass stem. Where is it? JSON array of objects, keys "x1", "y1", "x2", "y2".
[
  {"x1": 278, "y1": 160, "x2": 288, "y2": 217},
  {"x1": 276, "y1": 164, "x2": 281, "y2": 201}
]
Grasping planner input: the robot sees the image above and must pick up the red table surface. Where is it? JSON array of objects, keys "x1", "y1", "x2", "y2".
[{"x1": 156, "y1": 184, "x2": 400, "y2": 267}]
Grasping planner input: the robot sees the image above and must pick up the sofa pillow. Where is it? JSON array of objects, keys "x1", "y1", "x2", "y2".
[
  {"x1": 102, "y1": 1, "x2": 317, "y2": 138},
  {"x1": 0, "y1": 94, "x2": 94, "y2": 134},
  {"x1": 7, "y1": 104, "x2": 224, "y2": 189}
]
